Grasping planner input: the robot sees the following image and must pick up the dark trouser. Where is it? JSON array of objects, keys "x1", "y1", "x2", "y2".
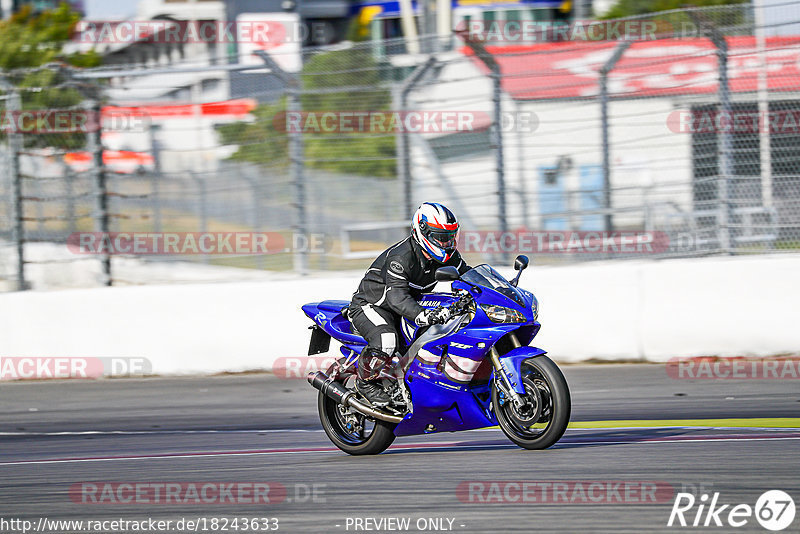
[{"x1": 348, "y1": 301, "x2": 399, "y2": 381}]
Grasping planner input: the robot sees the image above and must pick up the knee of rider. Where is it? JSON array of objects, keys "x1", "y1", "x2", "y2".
[{"x1": 378, "y1": 331, "x2": 396, "y2": 356}]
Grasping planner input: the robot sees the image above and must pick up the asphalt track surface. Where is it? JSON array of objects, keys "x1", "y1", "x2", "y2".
[{"x1": 1, "y1": 364, "x2": 799, "y2": 533}]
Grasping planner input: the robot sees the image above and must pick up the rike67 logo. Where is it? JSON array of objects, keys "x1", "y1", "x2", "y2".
[{"x1": 668, "y1": 490, "x2": 796, "y2": 531}]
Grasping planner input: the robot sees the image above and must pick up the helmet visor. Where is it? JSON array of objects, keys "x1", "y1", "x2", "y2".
[{"x1": 425, "y1": 227, "x2": 458, "y2": 251}]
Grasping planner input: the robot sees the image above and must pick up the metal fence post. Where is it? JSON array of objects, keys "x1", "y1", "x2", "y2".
[
  {"x1": 690, "y1": 10, "x2": 733, "y2": 254},
  {"x1": 254, "y1": 50, "x2": 307, "y2": 275},
  {"x1": 397, "y1": 57, "x2": 437, "y2": 220},
  {"x1": 189, "y1": 171, "x2": 209, "y2": 264},
  {"x1": 459, "y1": 36, "x2": 508, "y2": 238},
  {"x1": 715, "y1": 35, "x2": 733, "y2": 255},
  {"x1": 287, "y1": 83, "x2": 307, "y2": 274},
  {"x1": 754, "y1": 0, "x2": 772, "y2": 212},
  {"x1": 600, "y1": 41, "x2": 631, "y2": 234},
  {"x1": 64, "y1": 162, "x2": 76, "y2": 234},
  {"x1": 88, "y1": 100, "x2": 112, "y2": 286},
  {"x1": 8, "y1": 90, "x2": 25, "y2": 290},
  {"x1": 514, "y1": 100, "x2": 530, "y2": 229},
  {"x1": 149, "y1": 123, "x2": 163, "y2": 233},
  {"x1": 241, "y1": 165, "x2": 265, "y2": 270},
  {"x1": 491, "y1": 58, "x2": 507, "y2": 239}
]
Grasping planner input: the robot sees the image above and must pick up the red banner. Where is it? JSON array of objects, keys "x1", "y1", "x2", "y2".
[{"x1": 464, "y1": 37, "x2": 800, "y2": 100}]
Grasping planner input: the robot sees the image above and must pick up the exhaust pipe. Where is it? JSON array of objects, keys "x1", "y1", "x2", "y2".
[{"x1": 307, "y1": 371, "x2": 403, "y2": 424}]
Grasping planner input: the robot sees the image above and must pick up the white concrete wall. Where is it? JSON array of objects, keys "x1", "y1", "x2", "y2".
[{"x1": 1, "y1": 255, "x2": 798, "y2": 378}]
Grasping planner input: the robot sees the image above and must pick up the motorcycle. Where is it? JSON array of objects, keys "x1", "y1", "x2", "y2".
[{"x1": 301, "y1": 255, "x2": 571, "y2": 455}]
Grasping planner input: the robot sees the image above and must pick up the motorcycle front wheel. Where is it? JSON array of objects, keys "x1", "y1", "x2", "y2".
[
  {"x1": 492, "y1": 355, "x2": 571, "y2": 450},
  {"x1": 318, "y1": 373, "x2": 397, "y2": 455}
]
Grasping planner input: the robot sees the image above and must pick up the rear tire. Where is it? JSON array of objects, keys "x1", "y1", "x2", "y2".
[
  {"x1": 317, "y1": 375, "x2": 396, "y2": 455},
  {"x1": 492, "y1": 355, "x2": 571, "y2": 450}
]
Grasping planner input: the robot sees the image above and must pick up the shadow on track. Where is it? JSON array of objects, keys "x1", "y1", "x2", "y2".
[{"x1": 377, "y1": 428, "x2": 705, "y2": 456}]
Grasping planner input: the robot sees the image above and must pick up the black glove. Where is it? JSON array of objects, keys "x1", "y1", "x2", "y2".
[
  {"x1": 449, "y1": 292, "x2": 474, "y2": 316},
  {"x1": 414, "y1": 306, "x2": 451, "y2": 326}
]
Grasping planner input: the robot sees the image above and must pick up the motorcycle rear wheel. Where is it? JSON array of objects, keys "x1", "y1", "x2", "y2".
[
  {"x1": 492, "y1": 355, "x2": 571, "y2": 450},
  {"x1": 318, "y1": 374, "x2": 397, "y2": 455}
]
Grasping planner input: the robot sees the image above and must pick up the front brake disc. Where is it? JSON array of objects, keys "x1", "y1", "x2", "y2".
[{"x1": 507, "y1": 377, "x2": 542, "y2": 427}]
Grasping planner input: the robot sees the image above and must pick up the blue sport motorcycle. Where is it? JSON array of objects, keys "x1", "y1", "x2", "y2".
[{"x1": 302, "y1": 255, "x2": 571, "y2": 455}]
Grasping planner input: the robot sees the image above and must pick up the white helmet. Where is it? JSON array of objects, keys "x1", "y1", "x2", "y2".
[{"x1": 411, "y1": 202, "x2": 459, "y2": 263}]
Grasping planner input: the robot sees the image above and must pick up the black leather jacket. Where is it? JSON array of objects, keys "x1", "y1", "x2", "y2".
[{"x1": 351, "y1": 236, "x2": 470, "y2": 320}]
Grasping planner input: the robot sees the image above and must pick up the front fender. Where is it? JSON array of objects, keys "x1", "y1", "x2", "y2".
[{"x1": 497, "y1": 346, "x2": 547, "y2": 394}]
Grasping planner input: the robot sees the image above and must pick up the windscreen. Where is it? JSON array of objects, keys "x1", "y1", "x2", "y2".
[{"x1": 461, "y1": 264, "x2": 526, "y2": 307}]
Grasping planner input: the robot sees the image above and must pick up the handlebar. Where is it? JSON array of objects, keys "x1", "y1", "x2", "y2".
[{"x1": 437, "y1": 290, "x2": 474, "y2": 318}]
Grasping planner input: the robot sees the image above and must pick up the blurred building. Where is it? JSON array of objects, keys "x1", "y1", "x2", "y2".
[
  {"x1": 1, "y1": 0, "x2": 84, "y2": 17},
  {"x1": 67, "y1": 1, "x2": 247, "y2": 173}
]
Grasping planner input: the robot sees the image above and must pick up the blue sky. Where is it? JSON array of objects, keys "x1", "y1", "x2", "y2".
[{"x1": 84, "y1": 0, "x2": 138, "y2": 19}]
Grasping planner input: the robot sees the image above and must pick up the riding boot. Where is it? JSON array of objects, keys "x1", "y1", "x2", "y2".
[{"x1": 356, "y1": 347, "x2": 391, "y2": 406}]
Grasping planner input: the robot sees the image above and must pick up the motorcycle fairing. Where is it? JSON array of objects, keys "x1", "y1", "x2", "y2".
[
  {"x1": 392, "y1": 315, "x2": 522, "y2": 436},
  {"x1": 301, "y1": 300, "x2": 365, "y2": 348},
  {"x1": 393, "y1": 373, "x2": 496, "y2": 436}
]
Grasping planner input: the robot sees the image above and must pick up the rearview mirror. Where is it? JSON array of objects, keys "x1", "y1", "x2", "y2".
[
  {"x1": 435, "y1": 266, "x2": 460, "y2": 282},
  {"x1": 510, "y1": 255, "x2": 529, "y2": 287}
]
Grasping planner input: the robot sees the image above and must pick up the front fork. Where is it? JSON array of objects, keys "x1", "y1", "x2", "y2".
[{"x1": 490, "y1": 335, "x2": 525, "y2": 408}]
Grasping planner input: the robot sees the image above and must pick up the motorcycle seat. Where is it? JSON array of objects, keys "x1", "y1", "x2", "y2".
[
  {"x1": 314, "y1": 300, "x2": 363, "y2": 342},
  {"x1": 340, "y1": 306, "x2": 360, "y2": 336}
]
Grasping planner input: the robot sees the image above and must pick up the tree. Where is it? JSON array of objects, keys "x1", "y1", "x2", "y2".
[
  {"x1": 300, "y1": 45, "x2": 396, "y2": 178},
  {"x1": 0, "y1": 3, "x2": 102, "y2": 149},
  {"x1": 600, "y1": 0, "x2": 748, "y2": 20},
  {"x1": 216, "y1": 100, "x2": 290, "y2": 170},
  {"x1": 219, "y1": 43, "x2": 397, "y2": 178},
  {"x1": 0, "y1": 2, "x2": 100, "y2": 70}
]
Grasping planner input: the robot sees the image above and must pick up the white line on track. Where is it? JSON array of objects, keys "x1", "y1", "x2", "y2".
[
  {"x1": 1, "y1": 426, "x2": 797, "y2": 437},
  {"x1": 0, "y1": 435, "x2": 798, "y2": 467},
  {"x1": 0, "y1": 429, "x2": 324, "y2": 436}
]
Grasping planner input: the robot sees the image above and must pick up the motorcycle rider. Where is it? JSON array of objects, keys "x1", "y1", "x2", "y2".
[{"x1": 348, "y1": 202, "x2": 471, "y2": 406}]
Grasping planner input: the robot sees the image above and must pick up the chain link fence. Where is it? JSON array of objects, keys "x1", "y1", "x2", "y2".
[
  {"x1": 409, "y1": 1, "x2": 800, "y2": 262},
  {"x1": 2, "y1": 3, "x2": 800, "y2": 290}
]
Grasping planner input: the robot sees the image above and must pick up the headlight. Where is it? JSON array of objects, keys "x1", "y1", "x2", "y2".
[
  {"x1": 532, "y1": 295, "x2": 539, "y2": 322},
  {"x1": 480, "y1": 304, "x2": 526, "y2": 323}
]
